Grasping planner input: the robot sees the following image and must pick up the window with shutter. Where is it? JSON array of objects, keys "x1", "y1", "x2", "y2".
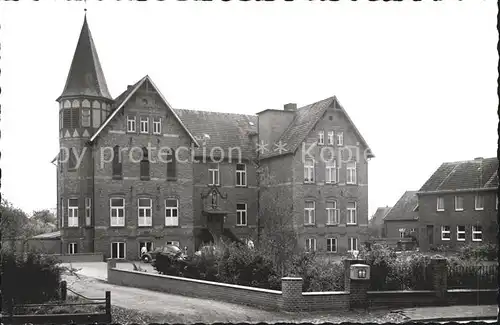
[
  {"x1": 63, "y1": 110, "x2": 71, "y2": 128},
  {"x1": 71, "y1": 108, "x2": 80, "y2": 128}
]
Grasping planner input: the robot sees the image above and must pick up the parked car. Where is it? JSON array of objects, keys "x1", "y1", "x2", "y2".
[{"x1": 142, "y1": 245, "x2": 187, "y2": 264}]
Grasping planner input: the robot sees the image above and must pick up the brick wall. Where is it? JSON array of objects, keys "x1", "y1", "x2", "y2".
[
  {"x1": 384, "y1": 220, "x2": 419, "y2": 239},
  {"x1": 49, "y1": 252, "x2": 104, "y2": 263},
  {"x1": 368, "y1": 290, "x2": 440, "y2": 308}
]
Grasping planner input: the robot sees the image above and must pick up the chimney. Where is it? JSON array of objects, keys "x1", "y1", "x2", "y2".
[
  {"x1": 474, "y1": 157, "x2": 483, "y2": 161},
  {"x1": 284, "y1": 103, "x2": 297, "y2": 111}
]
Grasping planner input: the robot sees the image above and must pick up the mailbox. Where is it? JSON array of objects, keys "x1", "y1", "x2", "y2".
[{"x1": 350, "y1": 264, "x2": 370, "y2": 280}]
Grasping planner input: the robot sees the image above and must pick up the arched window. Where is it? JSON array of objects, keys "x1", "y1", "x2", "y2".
[
  {"x1": 140, "y1": 147, "x2": 150, "y2": 180},
  {"x1": 92, "y1": 100, "x2": 100, "y2": 109},
  {"x1": 72, "y1": 100, "x2": 80, "y2": 108},
  {"x1": 68, "y1": 148, "x2": 77, "y2": 170},
  {"x1": 112, "y1": 146, "x2": 122, "y2": 179},
  {"x1": 82, "y1": 99, "x2": 91, "y2": 108},
  {"x1": 64, "y1": 100, "x2": 71, "y2": 108}
]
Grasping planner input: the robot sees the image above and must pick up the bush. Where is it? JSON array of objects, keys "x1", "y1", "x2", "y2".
[
  {"x1": 458, "y1": 243, "x2": 498, "y2": 261},
  {"x1": 1, "y1": 248, "x2": 63, "y2": 308}
]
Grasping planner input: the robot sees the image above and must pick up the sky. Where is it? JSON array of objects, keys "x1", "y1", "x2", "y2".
[{"x1": 0, "y1": 0, "x2": 498, "y2": 217}]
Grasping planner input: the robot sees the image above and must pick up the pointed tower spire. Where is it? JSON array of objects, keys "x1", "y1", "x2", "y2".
[{"x1": 58, "y1": 15, "x2": 112, "y2": 100}]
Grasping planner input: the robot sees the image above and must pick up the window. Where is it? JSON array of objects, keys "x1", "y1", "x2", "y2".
[
  {"x1": 346, "y1": 162, "x2": 357, "y2": 184},
  {"x1": 111, "y1": 242, "x2": 126, "y2": 259},
  {"x1": 472, "y1": 225, "x2": 482, "y2": 242},
  {"x1": 138, "y1": 198, "x2": 152, "y2": 227},
  {"x1": 347, "y1": 202, "x2": 357, "y2": 225},
  {"x1": 208, "y1": 163, "x2": 220, "y2": 186},
  {"x1": 236, "y1": 164, "x2": 247, "y2": 187},
  {"x1": 92, "y1": 108, "x2": 101, "y2": 128},
  {"x1": 68, "y1": 198, "x2": 78, "y2": 227},
  {"x1": 166, "y1": 241, "x2": 180, "y2": 247},
  {"x1": 236, "y1": 203, "x2": 247, "y2": 226},
  {"x1": 399, "y1": 228, "x2": 406, "y2": 238},
  {"x1": 81, "y1": 108, "x2": 91, "y2": 127},
  {"x1": 71, "y1": 108, "x2": 80, "y2": 128},
  {"x1": 85, "y1": 197, "x2": 91, "y2": 226},
  {"x1": 153, "y1": 117, "x2": 161, "y2": 134},
  {"x1": 437, "y1": 197, "x2": 444, "y2": 211},
  {"x1": 441, "y1": 225, "x2": 451, "y2": 240},
  {"x1": 457, "y1": 225, "x2": 465, "y2": 241},
  {"x1": 318, "y1": 131, "x2": 324, "y2": 145},
  {"x1": 337, "y1": 132, "x2": 344, "y2": 146},
  {"x1": 110, "y1": 198, "x2": 125, "y2": 227},
  {"x1": 326, "y1": 201, "x2": 339, "y2": 224},
  {"x1": 455, "y1": 196, "x2": 464, "y2": 211},
  {"x1": 304, "y1": 159, "x2": 315, "y2": 183},
  {"x1": 63, "y1": 109, "x2": 71, "y2": 128},
  {"x1": 496, "y1": 195, "x2": 498, "y2": 210},
  {"x1": 140, "y1": 116, "x2": 149, "y2": 133},
  {"x1": 127, "y1": 116, "x2": 136, "y2": 132},
  {"x1": 68, "y1": 243, "x2": 78, "y2": 255},
  {"x1": 139, "y1": 241, "x2": 154, "y2": 257},
  {"x1": 348, "y1": 237, "x2": 358, "y2": 252},
  {"x1": 60, "y1": 198, "x2": 64, "y2": 228},
  {"x1": 325, "y1": 160, "x2": 338, "y2": 184},
  {"x1": 166, "y1": 148, "x2": 176, "y2": 180},
  {"x1": 326, "y1": 238, "x2": 337, "y2": 253},
  {"x1": 165, "y1": 199, "x2": 179, "y2": 226},
  {"x1": 327, "y1": 131, "x2": 334, "y2": 145},
  {"x1": 474, "y1": 195, "x2": 484, "y2": 211},
  {"x1": 68, "y1": 148, "x2": 77, "y2": 170},
  {"x1": 140, "y1": 147, "x2": 150, "y2": 180},
  {"x1": 305, "y1": 238, "x2": 316, "y2": 252},
  {"x1": 112, "y1": 146, "x2": 122, "y2": 178},
  {"x1": 304, "y1": 201, "x2": 315, "y2": 224}
]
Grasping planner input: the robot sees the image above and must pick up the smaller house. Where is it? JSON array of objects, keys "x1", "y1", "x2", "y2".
[
  {"x1": 368, "y1": 206, "x2": 391, "y2": 238},
  {"x1": 383, "y1": 191, "x2": 419, "y2": 249},
  {"x1": 25, "y1": 231, "x2": 62, "y2": 254}
]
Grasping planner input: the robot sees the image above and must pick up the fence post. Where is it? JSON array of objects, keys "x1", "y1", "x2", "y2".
[
  {"x1": 430, "y1": 257, "x2": 448, "y2": 305},
  {"x1": 105, "y1": 291, "x2": 111, "y2": 321},
  {"x1": 60, "y1": 280, "x2": 67, "y2": 301},
  {"x1": 281, "y1": 277, "x2": 303, "y2": 311}
]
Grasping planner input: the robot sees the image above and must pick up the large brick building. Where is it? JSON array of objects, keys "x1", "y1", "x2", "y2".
[
  {"x1": 416, "y1": 157, "x2": 498, "y2": 251},
  {"x1": 55, "y1": 15, "x2": 374, "y2": 259}
]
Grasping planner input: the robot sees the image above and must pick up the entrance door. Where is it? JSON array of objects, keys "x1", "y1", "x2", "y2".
[
  {"x1": 426, "y1": 225, "x2": 434, "y2": 245},
  {"x1": 139, "y1": 241, "x2": 154, "y2": 257}
]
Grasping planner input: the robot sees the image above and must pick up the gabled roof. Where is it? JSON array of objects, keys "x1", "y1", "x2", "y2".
[
  {"x1": 174, "y1": 109, "x2": 257, "y2": 160},
  {"x1": 370, "y1": 207, "x2": 391, "y2": 226},
  {"x1": 260, "y1": 96, "x2": 374, "y2": 159},
  {"x1": 384, "y1": 191, "x2": 419, "y2": 221},
  {"x1": 418, "y1": 157, "x2": 498, "y2": 193},
  {"x1": 89, "y1": 76, "x2": 199, "y2": 146},
  {"x1": 57, "y1": 15, "x2": 112, "y2": 101}
]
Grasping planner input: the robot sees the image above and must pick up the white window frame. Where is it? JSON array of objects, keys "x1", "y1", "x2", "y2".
[
  {"x1": 305, "y1": 238, "x2": 316, "y2": 252},
  {"x1": 139, "y1": 241, "x2": 154, "y2": 257},
  {"x1": 153, "y1": 117, "x2": 162, "y2": 135},
  {"x1": 236, "y1": 163, "x2": 247, "y2": 187},
  {"x1": 85, "y1": 197, "x2": 92, "y2": 227},
  {"x1": 236, "y1": 203, "x2": 247, "y2": 226},
  {"x1": 81, "y1": 108, "x2": 91, "y2": 127},
  {"x1": 327, "y1": 131, "x2": 334, "y2": 145},
  {"x1": 348, "y1": 237, "x2": 358, "y2": 252},
  {"x1": 60, "y1": 198, "x2": 64, "y2": 228},
  {"x1": 337, "y1": 132, "x2": 344, "y2": 146},
  {"x1": 165, "y1": 199, "x2": 179, "y2": 226},
  {"x1": 140, "y1": 116, "x2": 149, "y2": 134},
  {"x1": 318, "y1": 131, "x2": 324, "y2": 145},
  {"x1": 399, "y1": 228, "x2": 406, "y2": 238},
  {"x1": 441, "y1": 225, "x2": 451, "y2": 241},
  {"x1": 110, "y1": 198, "x2": 125, "y2": 227},
  {"x1": 347, "y1": 202, "x2": 357, "y2": 225},
  {"x1": 138, "y1": 198, "x2": 152, "y2": 227},
  {"x1": 436, "y1": 197, "x2": 445, "y2": 211},
  {"x1": 472, "y1": 225, "x2": 482, "y2": 242},
  {"x1": 67, "y1": 198, "x2": 79, "y2": 228},
  {"x1": 326, "y1": 201, "x2": 339, "y2": 225},
  {"x1": 208, "y1": 164, "x2": 220, "y2": 186},
  {"x1": 346, "y1": 162, "x2": 357, "y2": 184},
  {"x1": 474, "y1": 195, "x2": 484, "y2": 211},
  {"x1": 166, "y1": 241, "x2": 180, "y2": 247},
  {"x1": 68, "y1": 243, "x2": 77, "y2": 255},
  {"x1": 456, "y1": 225, "x2": 466, "y2": 241},
  {"x1": 304, "y1": 159, "x2": 315, "y2": 183},
  {"x1": 127, "y1": 115, "x2": 136, "y2": 132},
  {"x1": 111, "y1": 242, "x2": 126, "y2": 259},
  {"x1": 304, "y1": 201, "x2": 315, "y2": 225},
  {"x1": 325, "y1": 160, "x2": 338, "y2": 184},
  {"x1": 326, "y1": 238, "x2": 337, "y2": 253},
  {"x1": 454, "y1": 196, "x2": 464, "y2": 211}
]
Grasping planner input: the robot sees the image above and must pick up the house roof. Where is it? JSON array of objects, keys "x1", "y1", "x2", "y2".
[
  {"x1": 89, "y1": 76, "x2": 199, "y2": 146},
  {"x1": 174, "y1": 109, "x2": 257, "y2": 160},
  {"x1": 31, "y1": 230, "x2": 61, "y2": 240},
  {"x1": 260, "y1": 96, "x2": 374, "y2": 159},
  {"x1": 418, "y1": 157, "x2": 498, "y2": 193},
  {"x1": 384, "y1": 191, "x2": 419, "y2": 221},
  {"x1": 57, "y1": 15, "x2": 112, "y2": 101},
  {"x1": 370, "y1": 206, "x2": 391, "y2": 226}
]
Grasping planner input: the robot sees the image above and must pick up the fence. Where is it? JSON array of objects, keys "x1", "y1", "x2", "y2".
[
  {"x1": 447, "y1": 264, "x2": 498, "y2": 289},
  {"x1": 0, "y1": 281, "x2": 111, "y2": 325},
  {"x1": 369, "y1": 263, "x2": 433, "y2": 291}
]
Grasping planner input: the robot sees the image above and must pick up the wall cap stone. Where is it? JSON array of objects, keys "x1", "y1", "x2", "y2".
[
  {"x1": 303, "y1": 291, "x2": 348, "y2": 296},
  {"x1": 281, "y1": 277, "x2": 303, "y2": 281},
  {"x1": 367, "y1": 290, "x2": 436, "y2": 294}
]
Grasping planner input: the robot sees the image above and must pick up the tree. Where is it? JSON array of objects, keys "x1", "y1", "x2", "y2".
[{"x1": 31, "y1": 209, "x2": 57, "y2": 225}]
